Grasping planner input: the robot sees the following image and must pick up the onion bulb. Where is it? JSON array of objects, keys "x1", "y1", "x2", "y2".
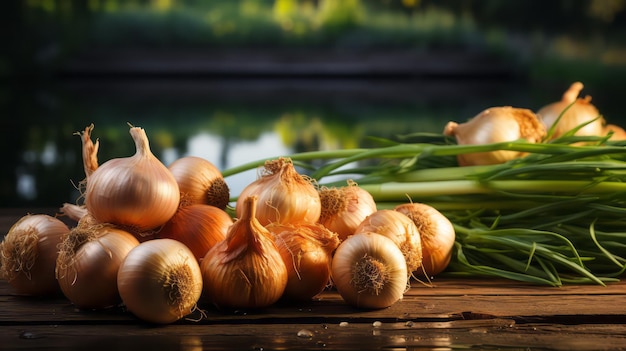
[
  {"x1": 158, "y1": 204, "x2": 233, "y2": 261},
  {"x1": 168, "y1": 156, "x2": 230, "y2": 210},
  {"x1": 354, "y1": 210, "x2": 422, "y2": 274},
  {"x1": 266, "y1": 222, "x2": 340, "y2": 301},
  {"x1": 201, "y1": 196, "x2": 287, "y2": 309},
  {"x1": 394, "y1": 203, "x2": 456, "y2": 277},
  {"x1": 537, "y1": 82, "x2": 604, "y2": 140},
  {"x1": 318, "y1": 180, "x2": 377, "y2": 241},
  {"x1": 56, "y1": 224, "x2": 139, "y2": 309},
  {"x1": 117, "y1": 239, "x2": 203, "y2": 324},
  {"x1": 443, "y1": 106, "x2": 546, "y2": 166},
  {"x1": 236, "y1": 157, "x2": 321, "y2": 226},
  {"x1": 331, "y1": 232, "x2": 408, "y2": 309},
  {"x1": 84, "y1": 124, "x2": 180, "y2": 233},
  {"x1": 0, "y1": 214, "x2": 69, "y2": 296}
]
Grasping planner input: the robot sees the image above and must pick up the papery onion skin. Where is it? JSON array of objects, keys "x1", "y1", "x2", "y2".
[
  {"x1": 267, "y1": 222, "x2": 340, "y2": 301},
  {"x1": 443, "y1": 106, "x2": 546, "y2": 166},
  {"x1": 394, "y1": 203, "x2": 456, "y2": 277},
  {"x1": 117, "y1": 239, "x2": 203, "y2": 324},
  {"x1": 355, "y1": 209, "x2": 422, "y2": 274},
  {"x1": 331, "y1": 232, "x2": 408, "y2": 309},
  {"x1": 169, "y1": 156, "x2": 230, "y2": 210},
  {"x1": 318, "y1": 181, "x2": 377, "y2": 241},
  {"x1": 85, "y1": 126, "x2": 180, "y2": 232},
  {"x1": 201, "y1": 196, "x2": 287, "y2": 309},
  {"x1": 537, "y1": 82, "x2": 604, "y2": 140},
  {"x1": 158, "y1": 204, "x2": 233, "y2": 262},
  {"x1": 236, "y1": 157, "x2": 321, "y2": 226},
  {"x1": 56, "y1": 225, "x2": 139, "y2": 309},
  {"x1": 0, "y1": 214, "x2": 69, "y2": 296}
]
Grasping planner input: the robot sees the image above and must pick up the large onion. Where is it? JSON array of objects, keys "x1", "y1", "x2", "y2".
[
  {"x1": 443, "y1": 106, "x2": 546, "y2": 166},
  {"x1": 236, "y1": 157, "x2": 321, "y2": 226},
  {"x1": 84, "y1": 125, "x2": 180, "y2": 233}
]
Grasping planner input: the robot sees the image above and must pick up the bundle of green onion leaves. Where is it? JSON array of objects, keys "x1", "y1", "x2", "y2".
[{"x1": 223, "y1": 126, "x2": 626, "y2": 286}]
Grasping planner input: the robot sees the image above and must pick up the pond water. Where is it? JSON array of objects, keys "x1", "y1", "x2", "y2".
[{"x1": 2, "y1": 78, "x2": 624, "y2": 209}]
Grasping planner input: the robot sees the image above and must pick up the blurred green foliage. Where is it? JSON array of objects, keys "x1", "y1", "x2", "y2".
[{"x1": 5, "y1": 0, "x2": 625, "y2": 78}]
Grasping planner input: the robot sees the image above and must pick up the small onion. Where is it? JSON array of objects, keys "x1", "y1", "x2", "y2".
[
  {"x1": 443, "y1": 106, "x2": 546, "y2": 166},
  {"x1": 236, "y1": 157, "x2": 321, "y2": 226},
  {"x1": 118, "y1": 239, "x2": 203, "y2": 324},
  {"x1": 201, "y1": 196, "x2": 287, "y2": 309},
  {"x1": 84, "y1": 124, "x2": 180, "y2": 233},
  {"x1": 158, "y1": 204, "x2": 233, "y2": 262},
  {"x1": 355, "y1": 210, "x2": 422, "y2": 274},
  {"x1": 331, "y1": 232, "x2": 408, "y2": 309},
  {"x1": 56, "y1": 224, "x2": 139, "y2": 309},
  {"x1": 0, "y1": 214, "x2": 69, "y2": 296},
  {"x1": 266, "y1": 222, "x2": 340, "y2": 301},
  {"x1": 537, "y1": 82, "x2": 604, "y2": 140},
  {"x1": 168, "y1": 156, "x2": 230, "y2": 209},
  {"x1": 318, "y1": 180, "x2": 377, "y2": 241},
  {"x1": 394, "y1": 203, "x2": 456, "y2": 277}
]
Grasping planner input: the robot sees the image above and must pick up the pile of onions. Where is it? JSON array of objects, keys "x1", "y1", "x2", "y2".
[
  {"x1": 157, "y1": 204, "x2": 233, "y2": 262},
  {"x1": 355, "y1": 209, "x2": 422, "y2": 274},
  {"x1": 395, "y1": 203, "x2": 456, "y2": 277},
  {"x1": 201, "y1": 196, "x2": 287, "y2": 309},
  {"x1": 318, "y1": 180, "x2": 377, "y2": 241},
  {"x1": 168, "y1": 156, "x2": 230, "y2": 210},
  {"x1": 117, "y1": 239, "x2": 203, "y2": 324},
  {"x1": 236, "y1": 157, "x2": 321, "y2": 226},
  {"x1": 443, "y1": 106, "x2": 546, "y2": 166},
  {"x1": 331, "y1": 232, "x2": 408, "y2": 309},
  {"x1": 55, "y1": 222, "x2": 139, "y2": 309},
  {"x1": 84, "y1": 124, "x2": 180, "y2": 233},
  {"x1": 537, "y1": 82, "x2": 604, "y2": 140},
  {"x1": 0, "y1": 214, "x2": 69, "y2": 296},
  {"x1": 266, "y1": 222, "x2": 340, "y2": 301}
]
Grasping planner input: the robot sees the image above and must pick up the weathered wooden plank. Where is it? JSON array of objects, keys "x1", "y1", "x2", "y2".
[
  {"x1": 2, "y1": 280, "x2": 626, "y2": 325},
  {"x1": 1, "y1": 322, "x2": 626, "y2": 351}
]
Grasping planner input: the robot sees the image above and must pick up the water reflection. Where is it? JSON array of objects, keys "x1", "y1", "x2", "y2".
[{"x1": 2, "y1": 78, "x2": 622, "y2": 208}]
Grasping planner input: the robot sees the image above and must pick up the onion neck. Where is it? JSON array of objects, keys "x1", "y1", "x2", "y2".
[
  {"x1": 129, "y1": 127, "x2": 153, "y2": 158},
  {"x1": 226, "y1": 196, "x2": 265, "y2": 255}
]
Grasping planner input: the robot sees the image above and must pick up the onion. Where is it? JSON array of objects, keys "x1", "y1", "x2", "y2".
[
  {"x1": 0, "y1": 214, "x2": 69, "y2": 296},
  {"x1": 117, "y1": 239, "x2": 203, "y2": 324},
  {"x1": 355, "y1": 209, "x2": 422, "y2": 274},
  {"x1": 236, "y1": 157, "x2": 321, "y2": 226},
  {"x1": 331, "y1": 232, "x2": 408, "y2": 309},
  {"x1": 443, "y1": 106, "x2": 546, "y2": 166},
  {"x1": 158, "y1": 204, "x2": 233, "y2": 262},
  {"x1": 201, "y1": 196, "x2": 287, "y2": 309},
  {"x1": 537, "y1": 82, "x2": 604, "y2": 140},
  {"x1": 83, "y1": 124, "x2": 180, "y2": 233},
  {"x1": 394, "y1": 203, "x2": 456, "y2": 277},
  {"x1": 318, "y1": 180, "x2": 377, "y2": 241},
  {"x1": 266, "y1": 222, "x2": 340, "y2": 301},
  {"x1": 168, "y1": 156, "x2": 230, "y2": 210},
  {"x1": 56, "y1": 224, "x2": 140, "y2": 309}
]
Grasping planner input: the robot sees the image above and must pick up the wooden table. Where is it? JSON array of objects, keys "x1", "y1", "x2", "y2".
[{"x1": 2, "y1": 209, "x2": 626, "y2": 350}]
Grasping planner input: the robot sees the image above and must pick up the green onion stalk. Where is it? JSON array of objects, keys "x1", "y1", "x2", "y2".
[{"x1": 222, "y1": 131, "x2": 626, "y2": 286}]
